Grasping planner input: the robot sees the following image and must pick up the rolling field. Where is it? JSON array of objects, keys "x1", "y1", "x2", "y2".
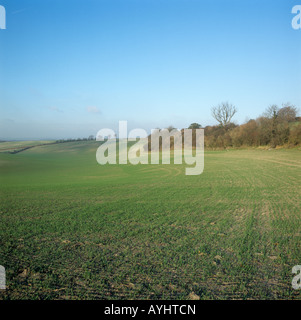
[
  {"x1": 0, "y1": 141, "x2": 55, "y2": 153},
  {"x1": 0, "y1": 141, "x2": 300, "y2": 300}
]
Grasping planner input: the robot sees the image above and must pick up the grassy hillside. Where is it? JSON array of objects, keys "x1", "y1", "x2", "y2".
[
  {"x1": 0, "y1": 141, "x2": 300, "y2": 299},
  {"x1": 0, "y1": 141, "x2": 55, "y2": 153}
]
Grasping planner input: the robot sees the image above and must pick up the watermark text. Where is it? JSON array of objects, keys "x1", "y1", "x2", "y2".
[
  {"x1": 0, "y1": 5, "x2": 6, "y2": 29},
  {"x1": 292, "y1": 265, "x2": 301, "y2": 289},
  {"x1": 96, "y1": 121, "x2": 204, "y2": 176},
  {"x1": 0, "y1": 265, "x2": 5, "y2": 290},
  {"x1": 292, "y1": 5, "x2": 301, "y2": 29}
]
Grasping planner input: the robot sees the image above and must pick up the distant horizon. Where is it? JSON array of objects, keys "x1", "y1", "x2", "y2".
[{"x1": 1, "y1": 104, "x2": 300, "y2": 141}]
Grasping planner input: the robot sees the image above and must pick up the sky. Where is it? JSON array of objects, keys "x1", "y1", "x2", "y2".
[{"x1": 0, "y1": 0, "x2": 300, "y2": 140}]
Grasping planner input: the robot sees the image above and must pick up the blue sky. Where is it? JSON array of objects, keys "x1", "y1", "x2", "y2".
[{"x1": 0, "y1": 0, "x2": 300, "y2": 139}]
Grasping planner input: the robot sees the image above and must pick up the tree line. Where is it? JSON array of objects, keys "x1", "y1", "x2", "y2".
[
  {"x1": 55, "y1": 101, "x2": 301, "y2": 149},
  {"x1": 148, "y1": 102, "x2": 300, "y2": 150},
  {"x1": 202, "y1": 102, "x2": 301, "y2": 148},
  {"x1": 56, "y1": 135, "x2": 95, "y2": 143}
]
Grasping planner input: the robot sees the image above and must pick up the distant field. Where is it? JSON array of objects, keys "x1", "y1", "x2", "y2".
[
  {"x1": 0, "y1": 141, "x2": 300, "y2": 300},
  {"x1": 0, "y1": 141, "x2": 55, "y2": 153}
]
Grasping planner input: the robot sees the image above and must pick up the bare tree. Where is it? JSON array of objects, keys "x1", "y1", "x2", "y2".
[
  {"x1": 263, "y1": 104, "x2": 279, "y2": 119},
  {"x1": 278, "y1": 103, "x2": 298, "y2": 122},
  {"x1": 263, "y1": 103, "x2": 298, "y2": 122},
  {"x1": 211, "y1": 102, "x2": 237, "y2": 127}
]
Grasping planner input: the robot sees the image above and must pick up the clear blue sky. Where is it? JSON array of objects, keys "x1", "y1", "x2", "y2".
[{"x1": 0, "y1": 0, "x2": 300, "y2": 139}]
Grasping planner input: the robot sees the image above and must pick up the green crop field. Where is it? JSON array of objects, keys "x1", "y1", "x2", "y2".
[
  {"x1": 0, "y1": 141, "x2": 300, "y2": 300},
  {"x1": 0, "y1": 141, "x2": 55, "y2": 153}
]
